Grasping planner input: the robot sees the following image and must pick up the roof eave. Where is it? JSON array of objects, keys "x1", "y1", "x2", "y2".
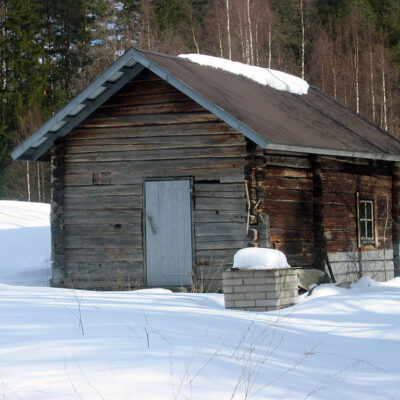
[
  {"x1": 265, "y1": 142, "x2": 400, "y2": 162},
  {"x1": 11, "y1": 48, "x2": 145, "y2": 161}
]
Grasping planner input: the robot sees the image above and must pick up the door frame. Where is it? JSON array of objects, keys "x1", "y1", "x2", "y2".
[{"x1": 142, "y1": 177, "x2": 195, "y2": 287}]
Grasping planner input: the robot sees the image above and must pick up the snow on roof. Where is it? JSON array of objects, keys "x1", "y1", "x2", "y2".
[{"x1": 178, "y1": 54, "x2": 309, "y2": 95}]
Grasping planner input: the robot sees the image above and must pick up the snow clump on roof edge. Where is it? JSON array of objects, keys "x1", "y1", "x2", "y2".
[{"x1": 178, "y1": 54, "x2": 309, "y2": 95}]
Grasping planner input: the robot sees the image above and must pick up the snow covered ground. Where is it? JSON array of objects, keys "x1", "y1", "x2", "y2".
[
  {"x1": 1, "y1": 201, "x2": 400, "y2": 399},
  {"x1": 0, "y1": 201, "x2": 51, "y2": 286}
]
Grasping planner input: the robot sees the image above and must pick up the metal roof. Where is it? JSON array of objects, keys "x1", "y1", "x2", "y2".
[{"x1": 12, "y1": 47, "x2": 400, "y2": 162}]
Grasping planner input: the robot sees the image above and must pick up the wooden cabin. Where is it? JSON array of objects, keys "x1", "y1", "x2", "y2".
[{"x1": 12, "y1": 48, "x2": 400, "y2": 291}]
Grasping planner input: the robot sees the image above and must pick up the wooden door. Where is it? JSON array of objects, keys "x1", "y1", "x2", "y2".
[{"x1": 145, "y1": 180, "x2": 193, "y2": 287}]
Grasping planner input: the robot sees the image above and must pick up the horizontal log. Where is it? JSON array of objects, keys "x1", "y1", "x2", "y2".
[
  {"x1": 65, "y1": 248, "x2": 144, "y2": 263},
  {"x1": 65, "y1": 145, "x2": 246, "y2": 163},
  {"x1": 64, "y1": 195, "x2": 142, "y2": 211},
  {"x1": 196, "y1": 233, "x2": 247, "y2": 241},
  {"x1": 273, "y1": 240, "x2": 314, "y2": 254},
  {"x1": 63, "y1": 210, "x2": 142, "y2": 224},
  {"x1": 268, "y1": 215, "x2": 313, "y2": 229},
  {"x1": 64, "y1": 235, "x2": 142, "y2": 249},
  {"x1": 264, "y1": 154, "x2": 311, "y2": 169},
  {"x1": 93, "y1": 100, "x2": 204, "y2": 118},
  {"x1": 261, "y1": 176, "x2": 313, "y2": 191},
  {"x1": 195, "y1": 197, "x2": 247, "y2": 211},
  {"x1": 194, "y1": 210, "x2": 247, "y2": 223},
  {"x1": 64, "y1": 184, "x2": 143, "y2": 197},
  {"x1": 65, "y1": 134, "x2": 245, "y2": 152},
  {"x1": 102, "y1": 90, "x2": 189, "y2": 108},
  {"x1": 64, "y1": 261, "x2": 144, "y2": 274},
  {"x1": 194, "y1": 183, "x2": 244, "y2": 192},
  {"x1": 64, "y1": 168, "x2": 244, "y2": 186},
  {"x1": 195, "y1": 191, "x2": 245, "y2": 199},
  {"x1": 64, "y1": 223, "x2": 141, "y2": 235},
  {"x1": 81, "y1": 112, "x2": 220, "y2": 128},
  {"x1": 195, "y1": 222, "x2": 246, "y2": 236},
  {"x1": 269, "y1": 228, "x2": 314, "y2": 241},
  {"x1": 65, "y1": 157, "x2": 244, "y2": 174},
  {"x1": 263, "y1": 203, "x2": 313, "y2": 218},
  {"x1": 263, "y1": 188, "x2": 313, "y2": 203},
  {"x1": 265, "y1": 168, "x2": 312, "y2": 179},
  {"x1": 195, "y1": 240, "x2": 248, "y2": 250},
  {"x1": 70, "y1": 122, "x2": 236, "y2": 140},
  {"x1": 117, "y1": 78, "x2": 175, "y2": 96}
]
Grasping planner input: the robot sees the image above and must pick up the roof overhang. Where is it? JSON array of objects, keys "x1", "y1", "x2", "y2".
[{"x1": 11, "y1": 47, "x2": 400, "y2": 163}]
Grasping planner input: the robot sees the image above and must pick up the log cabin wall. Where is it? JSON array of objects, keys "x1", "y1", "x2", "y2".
[
  {"x1": 51, "y1": 69, "x2": 248, "y2": 291},
  {"x1": 255, "y1": 153, "x2": 315, "y2": 269},
  {"x1": 320, "y1": 158, "x2": 394, "y2": 282},
  {"x1": 256, "y1": 153, "x2": 395, "y2": 282}
]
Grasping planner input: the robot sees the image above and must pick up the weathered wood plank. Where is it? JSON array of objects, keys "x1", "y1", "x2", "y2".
[
  {"x1": 64, "y1": 195, "x2": 142, "y2": 211},
  {"x1": 265, "y1": 168, "x2": 312, "y2": 178},
  {"x1": 70, "y1": 122, "x2": 236, "y2": 140},
  {"x1": 195, "y1": 222, "x2": 246, "y2": 236},
  {"x1": 64, "y1": 223, "x2": 141, "y2": 235},
  {"x1": 101, "y1": 91, "x2": 189, "y2": 108},
  {"x1": 65, "y1": 134, "x2": 245, "y2": 152},
  {"x1": 64, "y1": 184, "x2": 142, "y2": 197},
  {"x1": 93, "y1": 100, "x2": 204, "y2": 117},
  {"x1": 81, "y1": 112, "x2": 220, "y2": 128},
  {"x1": 264, "y1": 188, "x2": 313, "y2": 203},
  {"x1": 194, "y1": 210, "x2": 247, "y2": 223},
  {"x1": 261, "y1": 176, "x2": 313, "y2": 191},
  {"x1": 195, "y1": 240, "x2": 248, "y2": 250},
  {"x1": 264, "y1": 154, "x2": 311, "y2": 169},
  {"x1": 195, "y1": 197, "x2": 247, "y2": 211},
  {"x1": 65, "y1": 158, "x2": 244, "y2": 174},
  {"x1": 117, "y1": 79, "x2": 175, "y2": 96},
  {"x1": 65, "y1": 248, "x2": 144, "y2": 262},
  {"x1": 65, "y1": 146, "x2": 246, "y2": 162},
  {"x1": 64, "y1": 235, "x2": 142, "y2": 249},
  {"x1": 63, "y1": 209, "x2": 142, "y2": 224},
  {"x1": 194, "y1": 183, "x2": 244, "y2": 192}
]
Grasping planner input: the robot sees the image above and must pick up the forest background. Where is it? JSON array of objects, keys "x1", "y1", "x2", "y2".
[{"x1": 0, "y1": 0, "x2": 399, "y2": 201}]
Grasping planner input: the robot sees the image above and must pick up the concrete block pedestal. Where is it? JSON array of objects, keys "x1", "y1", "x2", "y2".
[{"x1": 223, "y1": 268, "x2": 299, "y2": 312}]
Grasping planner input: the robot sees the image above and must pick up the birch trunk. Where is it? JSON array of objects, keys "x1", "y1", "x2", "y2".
[
  {"x1": 216, "y1": 0, "x2": 224, "y2": 58},
  {"x1": 299, "y1": 0, "x2": 305, "y2": 79},
  {"x1": 369, "y1": 45, "x2": 376, "y2": 122},
  {"x1": 246, "y1": 0, "x2": 254, "y2": 65},
  {"x1": 26, "y1": 162, "x2": 31, "y2": 202},
  {"x1": 37, "y1": 163, "x2": 41, "y2": 202},
  {"x1": 225, "y1": 0, "x2": 232, "y2": 60},
  {"x1": 381, "y1": 46, "x2": 388, "y2": 131},
  {"x1": 268, "y1": 24, "x2": 272, "y2": 68}
]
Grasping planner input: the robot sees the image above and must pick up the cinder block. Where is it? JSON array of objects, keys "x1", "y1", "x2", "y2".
[
  {"x1": 253, "y1": 270, "x2": 279, "y2": 278},
  {"x1": 243, "y1": 278, "x2": 259, "y2": 285},
  {"x1": 266, "y1": 291, "x2": 280, "y2": 299},
  {"x1": 256, "y1": 299, "x2": 281, "y2": 307},
  {"x1": 235, "y1": 300, "x2": 256, "y2": 308},
  {"x1": 246, "y1": 307, "x2": 267, "y2": 312},
  {"x1": 244, "y1": 292, "x2": 267, "y2": 300},
  {"x1": 254, "y1": 285, "x2": 268, "y2": 292},
  {"x1": 223, "y1": 285, "x2": 234, "y2": 294},
  {"x1": 225, "y1": 293, "x2": 245, "y2": 301},
  {"x1": 230, "y1": 270, "x2": 255, "y2": 278},
  {"x1": 224, "y1": 278, "x2": 243, "y2": 286},
  {"x1": 234, "y1": 285, "x2": 254, "y2": 293},
  {"x1": 225, "y1": 300, "x2": 235, "y2": 308}
]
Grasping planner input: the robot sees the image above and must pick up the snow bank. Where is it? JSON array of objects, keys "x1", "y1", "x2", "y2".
[
  {"x1": 178, "y1": 53, "x2": 309, "y2": 95},
  {"x1": 1, "y1": 277, "x2": 400, "y2": 400},
  {"x1": 233, "y1": 247, "x2": 290, "y2": 270},
  {"x1": 0, "y1": 201, "x2": 51, "y2": 286}
]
